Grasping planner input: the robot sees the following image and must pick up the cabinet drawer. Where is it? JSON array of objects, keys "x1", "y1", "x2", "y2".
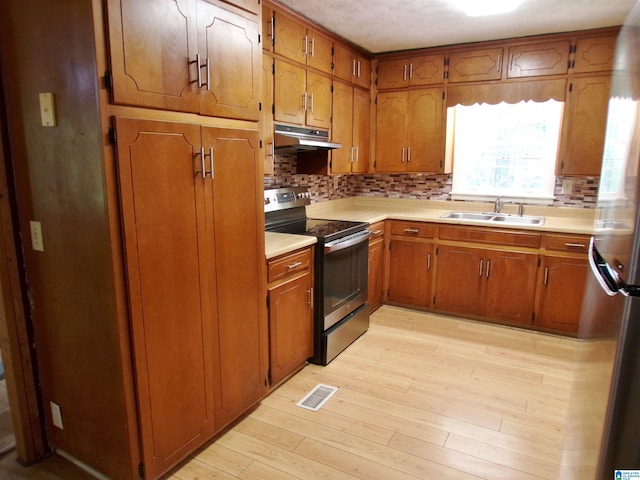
[
  {"x1": 369, "y1": 221, "x2": 386, "y2": 240},
  {"x1": 268, "y1": 248, "x2": 312, "y2": 282},
  {"x1": 439, "y1": 226, "x2": 541, "y2": 248},
  {"x1": 541, "y1": 234, "x2": 590, "y2": 253},
  {"x1": 390, "y1": 221, "x2": 436, "y2": 238}
]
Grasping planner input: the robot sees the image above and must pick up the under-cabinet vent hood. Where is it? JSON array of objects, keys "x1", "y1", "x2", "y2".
[{"x1": 274, "y1": 124, "x2": 341, "y2": 154}]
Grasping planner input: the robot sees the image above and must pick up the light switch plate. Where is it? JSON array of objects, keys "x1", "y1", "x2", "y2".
[
  {"x1": 30, "y1": 221, "x2": 44, "y2": 252},
  {"x1": 39, "y1": 92, "x2": 56, "y2": 127},
  {"x1": 50, "y1": 401, "x2": 64, "y2": 430}
]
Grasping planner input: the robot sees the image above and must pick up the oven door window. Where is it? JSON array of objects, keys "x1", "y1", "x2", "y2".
[{"x1": 323, "y1": 239, "x2": 368, "y2": 329}]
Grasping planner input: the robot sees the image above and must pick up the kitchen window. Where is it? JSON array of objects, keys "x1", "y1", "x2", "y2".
[{"x1": 448, "y1": 99, "x2": 563, "y2": 202}]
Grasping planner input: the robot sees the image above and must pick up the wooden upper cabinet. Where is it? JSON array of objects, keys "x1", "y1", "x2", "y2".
[
  {"x1": 262, "y1": 4, "x2": 274, "y2": 51},
  {"x1": 273, "y1": 11, "x2": 332, "y2": 74},
  {"x1": 573, "y1": 34, "x2": 618, "y2": 73},
  {"x1": 558, "y1": 75, "x2": 611, "y2": 175},
  {"x1": 334, "y1": 42, "x2": 371, "y2": 89},
  {"x1": 106, "y1": 0, "x2": 260, "y2": 120},
  {"x1": 447, "y1": 47, "x2": 503, "y2": 83},
  {"x1": 377, "y1": 54, "x2": 445, "y2": 89},
  {"x1": 106, "y1": 0, "x2": 200, "y2": 113},
  {"x1": 331, "y1": 82, "x2": 370, "y2": 174},
  {"x1": 375, "y1": 88, "x2": 444, "y2": 173},
  {"x1": 197, "y1": 1, "x2": 261, "y2": 120},
  {"x1": 305, "y1": 71, "x2": 332, "y2": 129},
  {"x1": 506, "y1": 40, "x2": 570, "y2": 78}
]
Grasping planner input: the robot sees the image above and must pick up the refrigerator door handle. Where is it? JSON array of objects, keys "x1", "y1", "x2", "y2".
[{"x1": 589, "y1": 237, "x2": 640, "y2": 297}]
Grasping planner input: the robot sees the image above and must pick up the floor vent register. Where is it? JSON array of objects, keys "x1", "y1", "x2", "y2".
[{"x1": 296, "y1": 384, "x2": 339, "y2": 411}]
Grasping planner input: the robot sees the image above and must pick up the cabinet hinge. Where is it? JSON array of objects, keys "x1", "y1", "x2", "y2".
[
  {"x1": 260, "y1": 139, "x2": 263, "y2": 149},
  {"x1": 433, "y1": 296, "x2": 436, "y2": 305},
  {"x1": 258, "y1": 33, "x2": 261, "y2": 44},
  {"x1": 445, "y1": 57, "x2": 450, "y2": 67},
  {"x1": 259, "y1": 102, "x2": 262, "y2": 112},
  {"x1": 138, "y1": 462, "x2": 145, "y2": 479},
  {"x1": 531, "y1": 312, "x2": 535, "y2": 322},
  {"x1": 272, "y1": 104, "x2": 275, "y2": 115},
  {"x1": 538, "y1": 257, "x2": 541, "y2": 267},
  {"x1": 108, "y1": 125, "x2": 117, "y2": 146},
  {"x1": 267, "y1": 370, "x2": 272, "y2": 384},
  {"x1": 331, "y1": 84, "x2": 334, "y2": 93},
  {"x1": 329, "y1": 158, "x2": 333, "y2": 169},
  {"x1": 104, "y1": 71, "x2": 113, "y2": 91},
  {"x1": 442, "y1": 91, "x2": 445, "y2": 100},
  {"x1": 389, "y1": 241, "x2": 392, "y2": 250},
  {"x1": 569, "y1": 82, "x2": 573, "y2": 93},
  {"x1": 266, "y1": 294, "x2": 270, "y2": 309},
  {"x1": 331, "y1": 46, "x2": 334, "y2": 55},
  {"x1": 436, "y1": 246, "x2": 439, "y2": 255}
]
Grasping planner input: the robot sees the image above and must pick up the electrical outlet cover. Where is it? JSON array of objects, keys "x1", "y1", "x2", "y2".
[{"x1": 50, "y1": 401, "x2": 64, "y2": 429}]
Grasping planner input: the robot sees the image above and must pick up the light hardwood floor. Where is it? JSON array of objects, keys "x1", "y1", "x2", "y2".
[{"x1": 0, "y1": 305, "x2": 615, "y2": 479}]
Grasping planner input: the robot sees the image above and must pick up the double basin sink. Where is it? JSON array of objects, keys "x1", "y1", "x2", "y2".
[{"x1": 440, "y1": 211, "x2": 545, "y2": 226}]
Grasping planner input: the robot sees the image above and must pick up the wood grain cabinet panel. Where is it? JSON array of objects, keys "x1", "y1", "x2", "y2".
[
  {"x1": 388, "y1": 239, "x2": 435, "y2": 307},
  {"x1": 506, "y1": 40, "x2": 570, "y2": 78},
  {"x1": 106, "y1": 0, "x2": 260, "y2": 120},
  {"x1": 558, "y1": 75, "x2": 611, "y2": 175},
  {"x1": 375, "y1": 89, "x2": 444, "y2": 173},
  {"x1": 534, "y1": 255, "x2": 588, "y2": 333},
  {"x1": 377, "y1": 54, "x2": 445, "y2": 89},
  {"x1": 330, "y1": 82, "x2": 370, "y2": 174},
  {"x1": 268, "y1": 270, "x2": 313, "y2": 385},
  {"x1": 573, "y1": 34, "x2": 617, "y2": 73},
  {"x1": 367, "y1": 222, "x2": 386, "y2": 313},
  {"x1": 334, "y1": 42, "x2": 371, "y2": 89},
  {"x1": 447, "y1": 47, "x2": 504, "y2": 83},
  {"x1": 114, "y1": 118, "x2": 267, "y2": 479}
]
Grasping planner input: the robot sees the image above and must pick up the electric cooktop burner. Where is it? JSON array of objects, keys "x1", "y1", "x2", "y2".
[{"x1": 270, "y1": 218, "x2": 367, "y2": 242}]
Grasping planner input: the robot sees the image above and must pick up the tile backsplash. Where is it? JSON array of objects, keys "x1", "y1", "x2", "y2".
[{"x1": 263, "y1": 154, "x2": 599, "y2": 208}]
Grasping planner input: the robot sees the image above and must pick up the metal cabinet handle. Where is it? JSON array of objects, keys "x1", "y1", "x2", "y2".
[
  {"x1": 348, "y1": 147, "x2": 353, "y2": 163},
  {"x1": 407, "y1": 146, "x2": 411, "y2": 163},
  {"x1": 371, "y1": 229, "x2": 383, "y2": 235},
  {"x1": 303, "y1": 34, "x2": 308, "y2": 55},
  {"x1": 427, "y1": 253, "x2": 431, "y2": 271},
  {"x1": 352, "y1": 59, "x2": 357, "y2": 76},
  {"x1": 208, "y1": 147, "x2": 214, "y2": 179},
  {"x1": 497, "y1": 54, "x2": 501, "y2": 72},
  {"x1": 544, "y1": 267, "x2": 549, "y2": 285},
  {"x1": 404, "y1": 228, "x2": 419, "y2": 234},
  {"x1": 309, "y1": 92, "x2": 314, "y2": 112},
  {"x1": 302, "y1": 92, "x2": 307, "y2": 111},
  {"x1": 310, "y1": 37, "x2": 315, "y2": 57},
  {"x1": 269, "y1": 16, "x2": 275, "y2": 45},
  {"x1": 565, "y1": 243, "x2": 586, "y2": 249},
  {"x1": 401, "y1": 147, "x2": 405, "y2": 162},
  {"x1": 509, "y1": 53, "x2": 514, "y2": 71},
  {"x1": 191, "y1": 53, "x2": 204, "y2": 88},
  {"x1": 287, "y1": 261, "x2": 303, "y2": 270},
  {"x1": 308, "y1": 287, "x2": 313, "y2": 308},
  {"x1": 357, "y1": 60, "x2": 361, "y2": 77},
  {"x1": 403, "y1": 64, "x2": 407, "y2": 81},
  {"x1": 205, "y1": 57, "x2": 210, "y2": 90},
  {"x1": 485, "y1": 259, "x2": 490, "y2": 278},
  {"x1": 195, "y1": 147, "x2": 206, "y2": 179},
  {"x1": 479, "y1": 259, "x2": 484, "y2": 277},
  {"x1": 409, "y1": 63, "x2": 413, "y2": 80}
]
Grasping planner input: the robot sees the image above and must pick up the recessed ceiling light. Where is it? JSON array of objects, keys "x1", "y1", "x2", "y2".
[{"x1": 450, "y1": 0, "x2": 523, "y2": 17}]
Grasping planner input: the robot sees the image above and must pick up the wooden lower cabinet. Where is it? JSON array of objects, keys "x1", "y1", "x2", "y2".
[
  {"x1": 267, "y1": 248, "x2": 314, "y2": 385},
  {"x1": 114, "y1": 117, "x2": 267, "y2": 479},
  {"x1": 434, "y1": 244, "x2": 538, "y2": 325},
  {"x1": 367, "y1": 222, "x2": 386, "y2": 312},
  {"x1": 534, "y1": 254, "x2": 588, "y2": 333},
  {"x1": 387, "y1": 239, "x2": 435, "y2": 307}
]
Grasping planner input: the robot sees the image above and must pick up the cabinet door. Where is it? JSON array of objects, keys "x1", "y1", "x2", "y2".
[
  {"x1": 434, "y1": 245, "x2": 484, "y2": 315},
  {"x1": 305, "y1": 71, "x2": 332, "y2": 129},
  {"x1": 114, "y1": 118, "x2": 215, "y2": 480},
  {"x1": 198, "y1": 1, "x2": 261, "y2": 120},
  {"x1": 268, "y1": 272, "x2": 313, "y2": 385},
  {"x1": 375, "y1": 91, "x2": 408, "y2": 172},
  {"x1": 558, "y1": 75, "x2": 611, "y2": 175},
  {"x1": 106, "y1": 0, "x2": 200, "y2": 113},
  {"x1": 377, "y1": 58, "x2": 409, "y2": 90},
  {"x1": 262, "y1": 4, "x2": 274, "y2": 51},
  {"x1": 354, "y1": 54, "x2": 372, "y2": 89},
  {"x1": 535, "y1": 255, "x2": 588, "y2": 334},
  {"x1": 387, "y1": 239, "x2": 433, "y2": 307},
  {"x1": 352, "y1": 88, "x2": 371, "y2": 173},
  {"x1": 367, "y1": 226, "x2": 386, "y2": 312},
  {"x1": 333, "y1": 42, "x2": 356, "y2": 84},
  {"x1": 448, "y1": 47, "x2": 503, "y2": 83},
  {"x1": 274, "y1": 11, "x2": 306, "y2": 64},
  {"x1": 407, "y1": 88, "x2": 444, "y2": 173},
  {"x1": 330, "y1": 81, "x2": 354, "y2": 174},
  {"x1": 262, "y1": 54, "x2": 275, "y2": 175},
  {"x1": 274, "y1": 59, "x2": 306, "y2": 125},
  {"x1": 307, "y1": 27, "x2": 333, "y2": 75},
  {"x1": 201, "y1": 127, "x2": 268, "y2": 428},
  {"x1": 485, "y1": 250, "x2": 538, "y2": 324},
  {"x1": 410, "y1": 54, "x2": 445, "y2": 86},
  {"x1": 506, "y1": 40, "x2": 570, "y2": 78},
  {"x1": 573, "y1": 35, "x2": 617, "y2": 73}
]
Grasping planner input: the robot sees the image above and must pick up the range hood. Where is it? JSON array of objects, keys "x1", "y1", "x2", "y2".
[{"x1": 274, "y1": 124, "x2": 341, "y2": 154}]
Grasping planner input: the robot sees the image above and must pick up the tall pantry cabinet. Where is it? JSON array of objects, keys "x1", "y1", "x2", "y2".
[{"x1": 0, "y1": 0, "x2": 267, "y2": 479}]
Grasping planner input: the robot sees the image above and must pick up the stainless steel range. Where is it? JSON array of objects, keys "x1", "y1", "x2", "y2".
[{"x1": 264, "y1": 187, "x2": 370, "y2": 365}]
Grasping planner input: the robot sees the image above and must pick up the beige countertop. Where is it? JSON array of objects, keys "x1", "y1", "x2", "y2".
[{"x1": 265, "y1": 196, "x2": 598, "y2": 259}]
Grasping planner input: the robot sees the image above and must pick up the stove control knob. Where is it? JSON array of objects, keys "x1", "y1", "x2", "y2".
[{"x1": 264, "y1": 197, "x2": 271, "y2": 205}]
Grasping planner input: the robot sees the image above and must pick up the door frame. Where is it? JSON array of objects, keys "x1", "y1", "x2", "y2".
[{"x1": 0, "y1": 61, "x2": 47, "y2": 464}]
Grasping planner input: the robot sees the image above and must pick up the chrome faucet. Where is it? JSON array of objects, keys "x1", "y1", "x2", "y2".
[{"x1": 494, "y1": 196, "x2": 511, "y2": 213}]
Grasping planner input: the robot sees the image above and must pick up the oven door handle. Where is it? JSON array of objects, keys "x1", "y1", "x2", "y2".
[{"x1": 324, "y1": 230, "x2": 371, "y2": 254}]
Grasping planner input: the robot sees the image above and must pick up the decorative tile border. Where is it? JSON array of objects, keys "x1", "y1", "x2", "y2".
[{"x1": 264, "y1": 154, "x2": 599, "y2": 208}]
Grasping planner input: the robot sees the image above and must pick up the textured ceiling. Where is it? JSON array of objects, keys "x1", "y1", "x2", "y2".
[{"x1": 275, "y1": 0, "x2": 637, "y2": 53}]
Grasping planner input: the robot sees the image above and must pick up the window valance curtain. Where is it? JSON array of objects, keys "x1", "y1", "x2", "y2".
[{"x1": 446, "y1": 79, "x2": 567, "y2": 107}]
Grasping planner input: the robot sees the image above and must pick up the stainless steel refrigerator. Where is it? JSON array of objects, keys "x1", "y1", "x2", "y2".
[{"x1": 589, "y1": 1, "x2": 640, "y2": 476}]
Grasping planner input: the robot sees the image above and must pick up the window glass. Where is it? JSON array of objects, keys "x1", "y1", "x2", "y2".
[{"x1": 450, "y1": 100, "x2": 563, "y2": 200}]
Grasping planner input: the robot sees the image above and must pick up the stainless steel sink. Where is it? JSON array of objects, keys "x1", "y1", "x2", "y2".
[{"x1": 440, "y1": 211, "x2": 545, "y2": 226}]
